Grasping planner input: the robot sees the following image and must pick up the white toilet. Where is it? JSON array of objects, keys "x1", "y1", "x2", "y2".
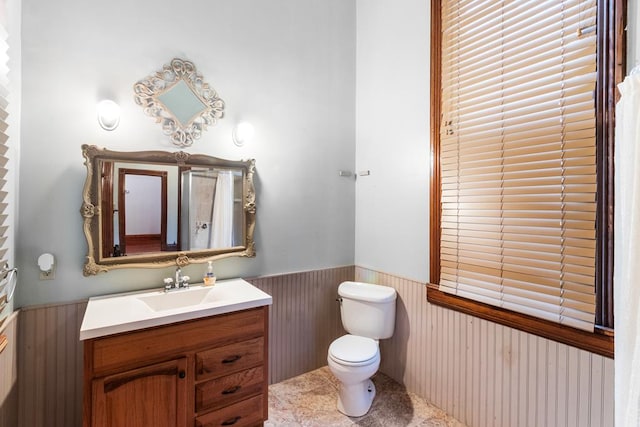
[{"x1": 327, "y1": 281, "x2": 397, "y2": 417}]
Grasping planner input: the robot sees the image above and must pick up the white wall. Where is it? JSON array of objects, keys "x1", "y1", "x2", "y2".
[
  {"x1": 354, "y1": 0, "x2": 430, "y2": 283},
  {"x1": 15, "y1": 0, "x2": 356, "y2": 306}
]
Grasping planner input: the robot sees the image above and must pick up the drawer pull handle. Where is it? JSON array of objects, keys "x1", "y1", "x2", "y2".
[
  {"x1": 221, "y1": 416, "x2": 241, "y2": 426},
  {"x1": 178, "y1": 371, "x2": 186, "y2": 379},
  {"x1": 221, "y1": 385, "x2": 241, "y2": 395},
  {"x1": 222, "y1": 355, "x2": 241, "y2": 364}
]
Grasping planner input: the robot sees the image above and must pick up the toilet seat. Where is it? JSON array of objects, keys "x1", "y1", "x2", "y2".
[{"x1": 328, "y1": 335, "x2": 379, "y2": 367}]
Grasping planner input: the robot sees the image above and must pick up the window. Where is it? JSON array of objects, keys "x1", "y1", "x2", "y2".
[
  {"x1": 0, "y1": 10, "x2": 13, "y2": 325},
  {"x1": 428, "y1": 0, "x2": 625, "y2": 358}
]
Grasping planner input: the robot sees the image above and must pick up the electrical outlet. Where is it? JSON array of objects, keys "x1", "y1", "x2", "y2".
[{"x1": 39, "y1": 270, "x2": 55, "y2": 280}]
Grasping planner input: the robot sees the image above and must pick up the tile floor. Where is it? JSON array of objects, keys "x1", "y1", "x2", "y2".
[{"x1": 266, "y1": 367, "x2": 466, "y2": 427}]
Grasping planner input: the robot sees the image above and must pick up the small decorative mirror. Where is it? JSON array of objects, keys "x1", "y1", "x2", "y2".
[
  {"x1": 134, "y1": 58, "x2": 225, "y2": 147},
  {"x1": 80, "y1": 145, "x2": 256, "y2": 276}
]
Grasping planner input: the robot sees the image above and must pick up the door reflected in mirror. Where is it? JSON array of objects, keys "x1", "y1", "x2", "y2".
[
  {"x1": 118, "y1": 168, "x2": 168, "y2": 256},
  {"x1": 101, "y1": 162, "x2": 174, "y2": 258}
]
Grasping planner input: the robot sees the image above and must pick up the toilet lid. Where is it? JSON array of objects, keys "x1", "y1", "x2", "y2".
[{"x1": 329, "y1": 335, "x2": 378, "y2": 364}]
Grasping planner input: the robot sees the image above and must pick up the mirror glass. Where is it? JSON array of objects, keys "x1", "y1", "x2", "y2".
[
  {"x1": 157, "y1": 80, "x2": 207, "y2": 126},
  {"x1": 134, "y1": 58, "x2": 225, "y2": 147},
  {"x1": 81, "y1": 145, "x2": 256, "y2": 276}
]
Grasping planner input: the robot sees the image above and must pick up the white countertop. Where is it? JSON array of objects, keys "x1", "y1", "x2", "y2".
[{"x1": 79, "y1": 278, "x2": 272, "y2": 340}]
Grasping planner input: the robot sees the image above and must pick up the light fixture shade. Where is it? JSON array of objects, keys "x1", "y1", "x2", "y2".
[
  {"x1": 97, "y1": 100, "x2": 121, "y2": 131},
  {"x1": 232, "y1": 122, "x2": 255, "y2": 146}
]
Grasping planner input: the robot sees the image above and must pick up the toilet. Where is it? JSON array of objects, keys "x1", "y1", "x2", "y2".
[{"x1": 327, "y1": 281, "x2": 397, "y2": 417}]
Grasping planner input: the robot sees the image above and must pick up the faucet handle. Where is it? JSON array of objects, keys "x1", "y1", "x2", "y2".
[
  {"x1": 181, "y1": 276, "x2": 190, "y2": 288},
  {"x1": 163, "y1": 277, "x2": 174, "y2": 291}
]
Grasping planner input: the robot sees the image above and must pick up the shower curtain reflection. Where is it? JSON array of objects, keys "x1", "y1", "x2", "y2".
[
  {"x1": 180, "y1": 168, "x2": 242, "y2": 251},
  {"x1": 211, "y1": 170, "x2": 234, "y2": 248}
]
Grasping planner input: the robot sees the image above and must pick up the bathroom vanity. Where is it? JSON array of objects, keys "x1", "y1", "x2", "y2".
[{"x1": 80, "y1": 279, "x2": 272, "y2": 427}]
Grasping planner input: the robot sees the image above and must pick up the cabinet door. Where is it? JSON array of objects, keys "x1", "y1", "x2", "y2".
[{"x1": 92, "y1": 358, "x2": 188, "y2": 427}]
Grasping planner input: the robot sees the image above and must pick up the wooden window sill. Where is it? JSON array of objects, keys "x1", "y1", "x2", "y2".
[{"x1": 427, "y1": 285, "x2": 613, "y2": 359}]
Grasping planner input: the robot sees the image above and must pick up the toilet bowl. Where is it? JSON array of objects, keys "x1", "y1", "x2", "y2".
[
  {"x1": 327, "y1": 282, "x2": 396, "y2": 417},
  {"x1": 327, "y1": 334, "x2": 381, "y2": 417}
]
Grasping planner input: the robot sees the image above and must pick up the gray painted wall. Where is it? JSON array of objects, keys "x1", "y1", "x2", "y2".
[
  {"x1": 354, "y1": 0, "x2": 430, "y2": 283},
  {"x1": 11, "y1": 0, "x2": 640, "y2": 307},
  {"x1": 15, "y1": 0, "x2": 356, "y2": 306}
]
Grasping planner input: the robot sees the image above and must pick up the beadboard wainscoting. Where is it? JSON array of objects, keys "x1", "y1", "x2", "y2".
[
  {"x1": 18, "y1": 301, "x2": 86, "y2": 427},
  {"x1": 9, "y1": 266, "x2": 614, "y2": 427},
  {"x1": 355, "y1": 266, "x2": 615, "y2": 427},
  {"x1": 0, "y1": 311, "x2": 19, "y2": 427},
  {"x1": 247, "y1": 265, "x2": 351, "y2": 384}
]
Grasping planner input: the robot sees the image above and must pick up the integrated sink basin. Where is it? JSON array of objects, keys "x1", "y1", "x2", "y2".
[
  {"x1": 138, "y1": 286, "x2": 215, "y2": 312},
  {"x1": 80, "y1": 278, "x2": 272, "y2": 340}
]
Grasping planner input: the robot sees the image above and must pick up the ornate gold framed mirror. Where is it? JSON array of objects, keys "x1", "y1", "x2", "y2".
[
  {"x1": 80, "y1": 145, "x2": 256, "y2": 276},
  {"x1": 134, "y1": 58, "x2": 225, "y2": 147}
]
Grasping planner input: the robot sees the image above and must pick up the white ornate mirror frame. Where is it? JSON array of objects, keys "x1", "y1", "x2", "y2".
[
  {"x1": 80, "y1": 144, "x2": 256, "y2": 276},
  {"x1": 133, "y1": 58, "x2": 225, "y2": 147}
]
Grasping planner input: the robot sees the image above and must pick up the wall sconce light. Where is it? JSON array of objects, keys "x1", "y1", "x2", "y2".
[
  {"x1": 232, "y1": 122, "x2": 255, "y2": 147},
  {"x1": 37, "y1": 253, "x2": 55, "y2": 280},
  {"x1": 97, "y1": 100, "x2": 121, "y2": 131}
]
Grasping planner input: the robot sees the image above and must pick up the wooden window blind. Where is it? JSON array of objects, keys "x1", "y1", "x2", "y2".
[
  {"x1": 438, "y1": 0, "x2": 598, "y2": 331},
  {"x1": 0, "y1": 18, "x2": 11, "y2": 318}
]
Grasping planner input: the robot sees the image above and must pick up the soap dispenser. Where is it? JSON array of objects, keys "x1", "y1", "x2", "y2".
[{"x1": 203, "y1": 261, "x2": 216, "y2": 286}]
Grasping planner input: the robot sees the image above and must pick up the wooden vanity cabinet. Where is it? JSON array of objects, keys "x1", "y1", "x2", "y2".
[{"x1": 83, "y1": 306, "x2": 269, "y2": 427}]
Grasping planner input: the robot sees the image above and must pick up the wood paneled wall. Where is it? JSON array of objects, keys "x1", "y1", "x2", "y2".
[
  {"x1": 10, "y1": 266, "x2": 614, "y2": 427},
  {"x1": 18, "y1": 301, "x2": 86, "y2": 427},
  {"x1": 0, "y1": 311, "x2": 18, "y2": 427},
  {"x1": 247, "y1": 266, "x2": 351, "y2": 384},
  {"x1": 355, "y1": 266, "x2": 615, "y2": 427}
]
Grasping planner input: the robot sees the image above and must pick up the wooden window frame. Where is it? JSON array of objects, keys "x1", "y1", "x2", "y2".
[{"x1": 428, "y1": 0, "x2": 627, "y2": 359}]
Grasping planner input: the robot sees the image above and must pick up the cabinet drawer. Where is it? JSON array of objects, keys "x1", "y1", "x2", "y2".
[
  {"x1": 90, "y1": 308, "x2": 265, "y2": 376},
  {"x1": 196, "y1": 337, "x2": 264, "y2": 381},
  {"x1": 195, "y1": 394, "x2": 264, "y2": 427},
  {"x1": 196, "y1": 366, "x2": 264, "y2": 412}
]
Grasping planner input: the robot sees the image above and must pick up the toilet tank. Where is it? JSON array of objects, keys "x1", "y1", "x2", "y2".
[{"x1": 338, "y1": 281, "x2": 397, "y2": 339}]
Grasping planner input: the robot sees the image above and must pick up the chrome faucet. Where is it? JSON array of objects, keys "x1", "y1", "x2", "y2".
[
  {"x1": 175, "y1": 267, "x2": 190, "y2": 289},
  {"x1": 164, "y1": 267, "x2": 190, "y2": 292},
  {"x1": 175, "y1": 267, "x2": 182, "y2": 286}
]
